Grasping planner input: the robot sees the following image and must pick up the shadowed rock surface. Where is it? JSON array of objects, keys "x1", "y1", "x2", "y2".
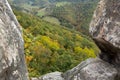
[
  {"x1": 63, "y1": 58, "x2": 118, "y2": 80},
  {"x1": 2, "y1": 0, "x2": 119, "y2": 80},
  {"x1": 89, "y1": 0, "x2": 120, "y2": 65},
  {"x1": 0, "y1": 0, "x2": 28, "y2": 80}
]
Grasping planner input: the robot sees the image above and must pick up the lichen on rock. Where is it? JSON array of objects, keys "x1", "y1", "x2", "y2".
[
  {"x1": 63, "y1": 58, "x2": 118, "y2": 80},
  {"x1": 2, "y1": 0, "x2": 120, "y2": 80},
  {"x1": 90, "y1": 0, "x2": 120, "y2": 66},
  {"x1": 0, "y1": 0, "x2": 28, "y2": 80}
]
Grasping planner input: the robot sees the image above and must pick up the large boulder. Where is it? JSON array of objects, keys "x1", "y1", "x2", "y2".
[
  {"x1": 89, "y1": 0, "x2": 120, "y2": 65},
  {"x1": 31, "y1": 72, "x2": 64, "y2": 80},
  {"x1": 63, "y1": 58, "x2": 118, "y2": 80},
  {"x1": 0, "y1": 0, "x2": 28, "y2": 80}
]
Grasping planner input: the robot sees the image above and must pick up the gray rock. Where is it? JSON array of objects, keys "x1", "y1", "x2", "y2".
[
  {"x1": 63, "y1": 58, "x2": 118, "y2": 80},
  {"x1": 90, "y1": 0, "x2": 120, "y2": 48},
  {"x1": 90, "y1": 0, "x2": 120, "y2": 65},
  {"x1": 31, "y1": 72, "x2": 64, "y2": 80},
  {"x1": 0, "y1": 0, "x2": 28, "y2": 80}
]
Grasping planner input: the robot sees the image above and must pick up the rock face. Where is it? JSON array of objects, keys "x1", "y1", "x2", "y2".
[
  {"x1": 31, "y1": 72, "x2": 64, "y2": 80},
  {"x1": 90, "y1": 0, "x2": 120, "y2": 48},
  {"x1": 63, "y1": 58, "x2": 118, "y2": 80},
  {"x1": 0, "y1": 0, "x2": 28, "y2": 80},
  {"x1": 89, "y1": 0, "x2": 120, "y2": 65}
]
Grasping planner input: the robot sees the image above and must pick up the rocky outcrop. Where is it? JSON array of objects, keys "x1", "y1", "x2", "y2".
[
  {"x1": 31, "y1": 72, "x2": 64, "y2": 80},
  {"x1": 1, "y1": 0, "x2": 120, "y2": 79},
  {"x1": 89, "y1": 0, "x2": 120, "y2": 65},
  {"x1": 0, "y1": 0, "x2": 28, "y2": 80},
  {"x1": 63, "y1": 58, "x2": 118, "y2": 80},
  {"x1": 90, "y1": 0, "x2": 120, "y2": 48}
]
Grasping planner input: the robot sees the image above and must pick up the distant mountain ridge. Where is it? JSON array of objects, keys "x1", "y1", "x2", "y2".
[{"x1": 10, "y1": 0, "x2": 98, "y2": 4}]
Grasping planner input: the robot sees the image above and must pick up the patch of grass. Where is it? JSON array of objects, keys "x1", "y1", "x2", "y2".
[
  {"x1": 37, "y1": 8, "x2": 47, "y2": 17},
  {"x1": 43, "y1": 16, "x2": 60, "y2": 25},
  {"x1": 56, "y1": 2, "x2": 71, "y2": 7}
]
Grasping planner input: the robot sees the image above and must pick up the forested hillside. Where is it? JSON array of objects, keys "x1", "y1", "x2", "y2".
[
  {"x1": 51, "y1": 2, "x2": 98, "y2": 34},
  {"x1": 14, "y1": 10, "x2": 99, "y2": 77},
  {"x1": 9, "y1": 0, "x2": 99, "y2": 35}
]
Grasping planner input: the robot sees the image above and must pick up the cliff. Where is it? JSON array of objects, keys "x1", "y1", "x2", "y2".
[
  {"x1": 0, "y1": 0, "x2": 119, "y2": 80},
  {"x1": 0, "y1": 0, "x2": 28, "y2": 80},
  {"x1": 31, "y1": 0, "x2": 120, "y2": 80},
  {"x1": 89, "y1": 0, "x2": 120, "y2": 65}
]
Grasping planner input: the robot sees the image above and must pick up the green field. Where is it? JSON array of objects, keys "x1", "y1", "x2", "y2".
[
  {"x1": 56, "y1": 2, "x2": 71, "y2": 7},
  {"x1": 37, "y1": 8, "x2": 47, "y2": 17},
  {"x1": 43, "y1": 16, "x2": 61, "y2": 25}
]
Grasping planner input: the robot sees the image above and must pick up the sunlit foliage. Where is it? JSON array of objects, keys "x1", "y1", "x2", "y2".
[{"x1": 14, "y1": 10, "x2": 99, "y2": 77}]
